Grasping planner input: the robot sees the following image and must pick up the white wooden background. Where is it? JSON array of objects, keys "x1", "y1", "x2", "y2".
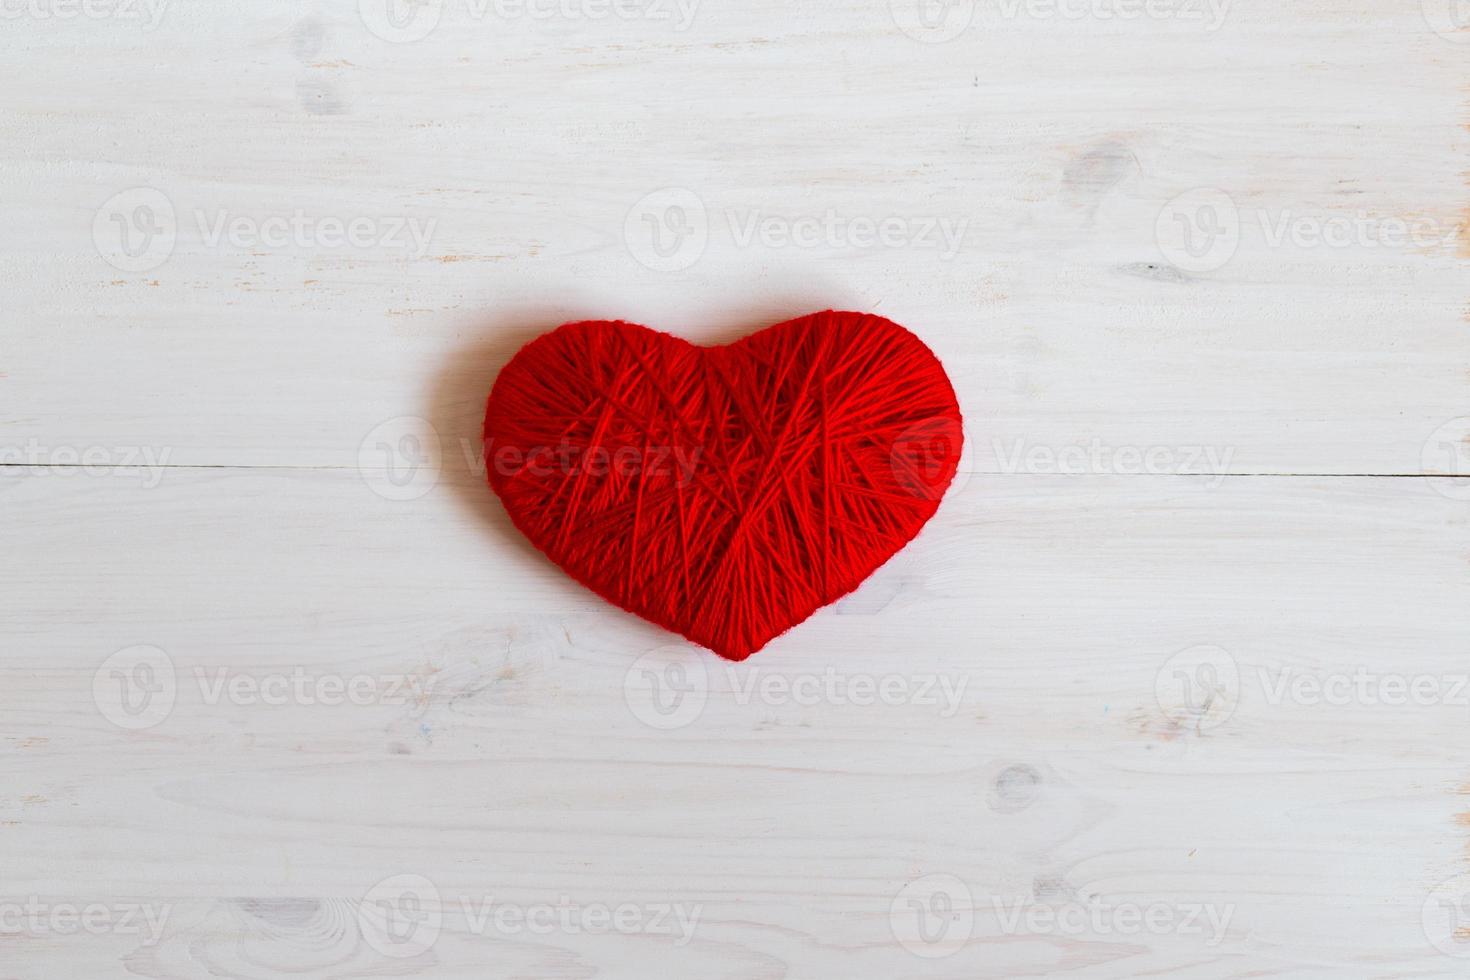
[{"x1": 4, "y1": 0, "x2": 1470, "y2": 976}]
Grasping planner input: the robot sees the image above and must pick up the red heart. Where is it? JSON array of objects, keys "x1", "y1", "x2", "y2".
[{"x1": 482, "y1": 310, "x2": 963, "y2": 660}]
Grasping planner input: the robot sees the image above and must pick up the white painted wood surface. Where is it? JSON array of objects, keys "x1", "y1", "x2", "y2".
[{"x1": 3, "y1": 0, "x2": 1469, "y2": 975}]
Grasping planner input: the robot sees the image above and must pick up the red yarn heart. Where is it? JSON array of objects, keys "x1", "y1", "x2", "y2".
[{"x1": 482, "y1": 311, "x2": 962, "y2": 661}]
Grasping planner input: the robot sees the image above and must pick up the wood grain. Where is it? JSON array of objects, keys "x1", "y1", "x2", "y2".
[{"x1": 2, "y1": 0, "x2": 1468, "y2": 975}]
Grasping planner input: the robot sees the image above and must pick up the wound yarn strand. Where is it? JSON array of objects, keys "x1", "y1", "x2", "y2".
[{"x1": 483, "y1": 310, "x2": 963, "y2": 661}]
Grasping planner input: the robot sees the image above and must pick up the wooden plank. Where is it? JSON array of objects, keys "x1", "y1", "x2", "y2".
[
  {"x1": 2, "y1": 468, "x2": 1468, "y2": 974},
  {"x1": 2, "y1": 0, "x2": 1466, "y2": 472}
]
